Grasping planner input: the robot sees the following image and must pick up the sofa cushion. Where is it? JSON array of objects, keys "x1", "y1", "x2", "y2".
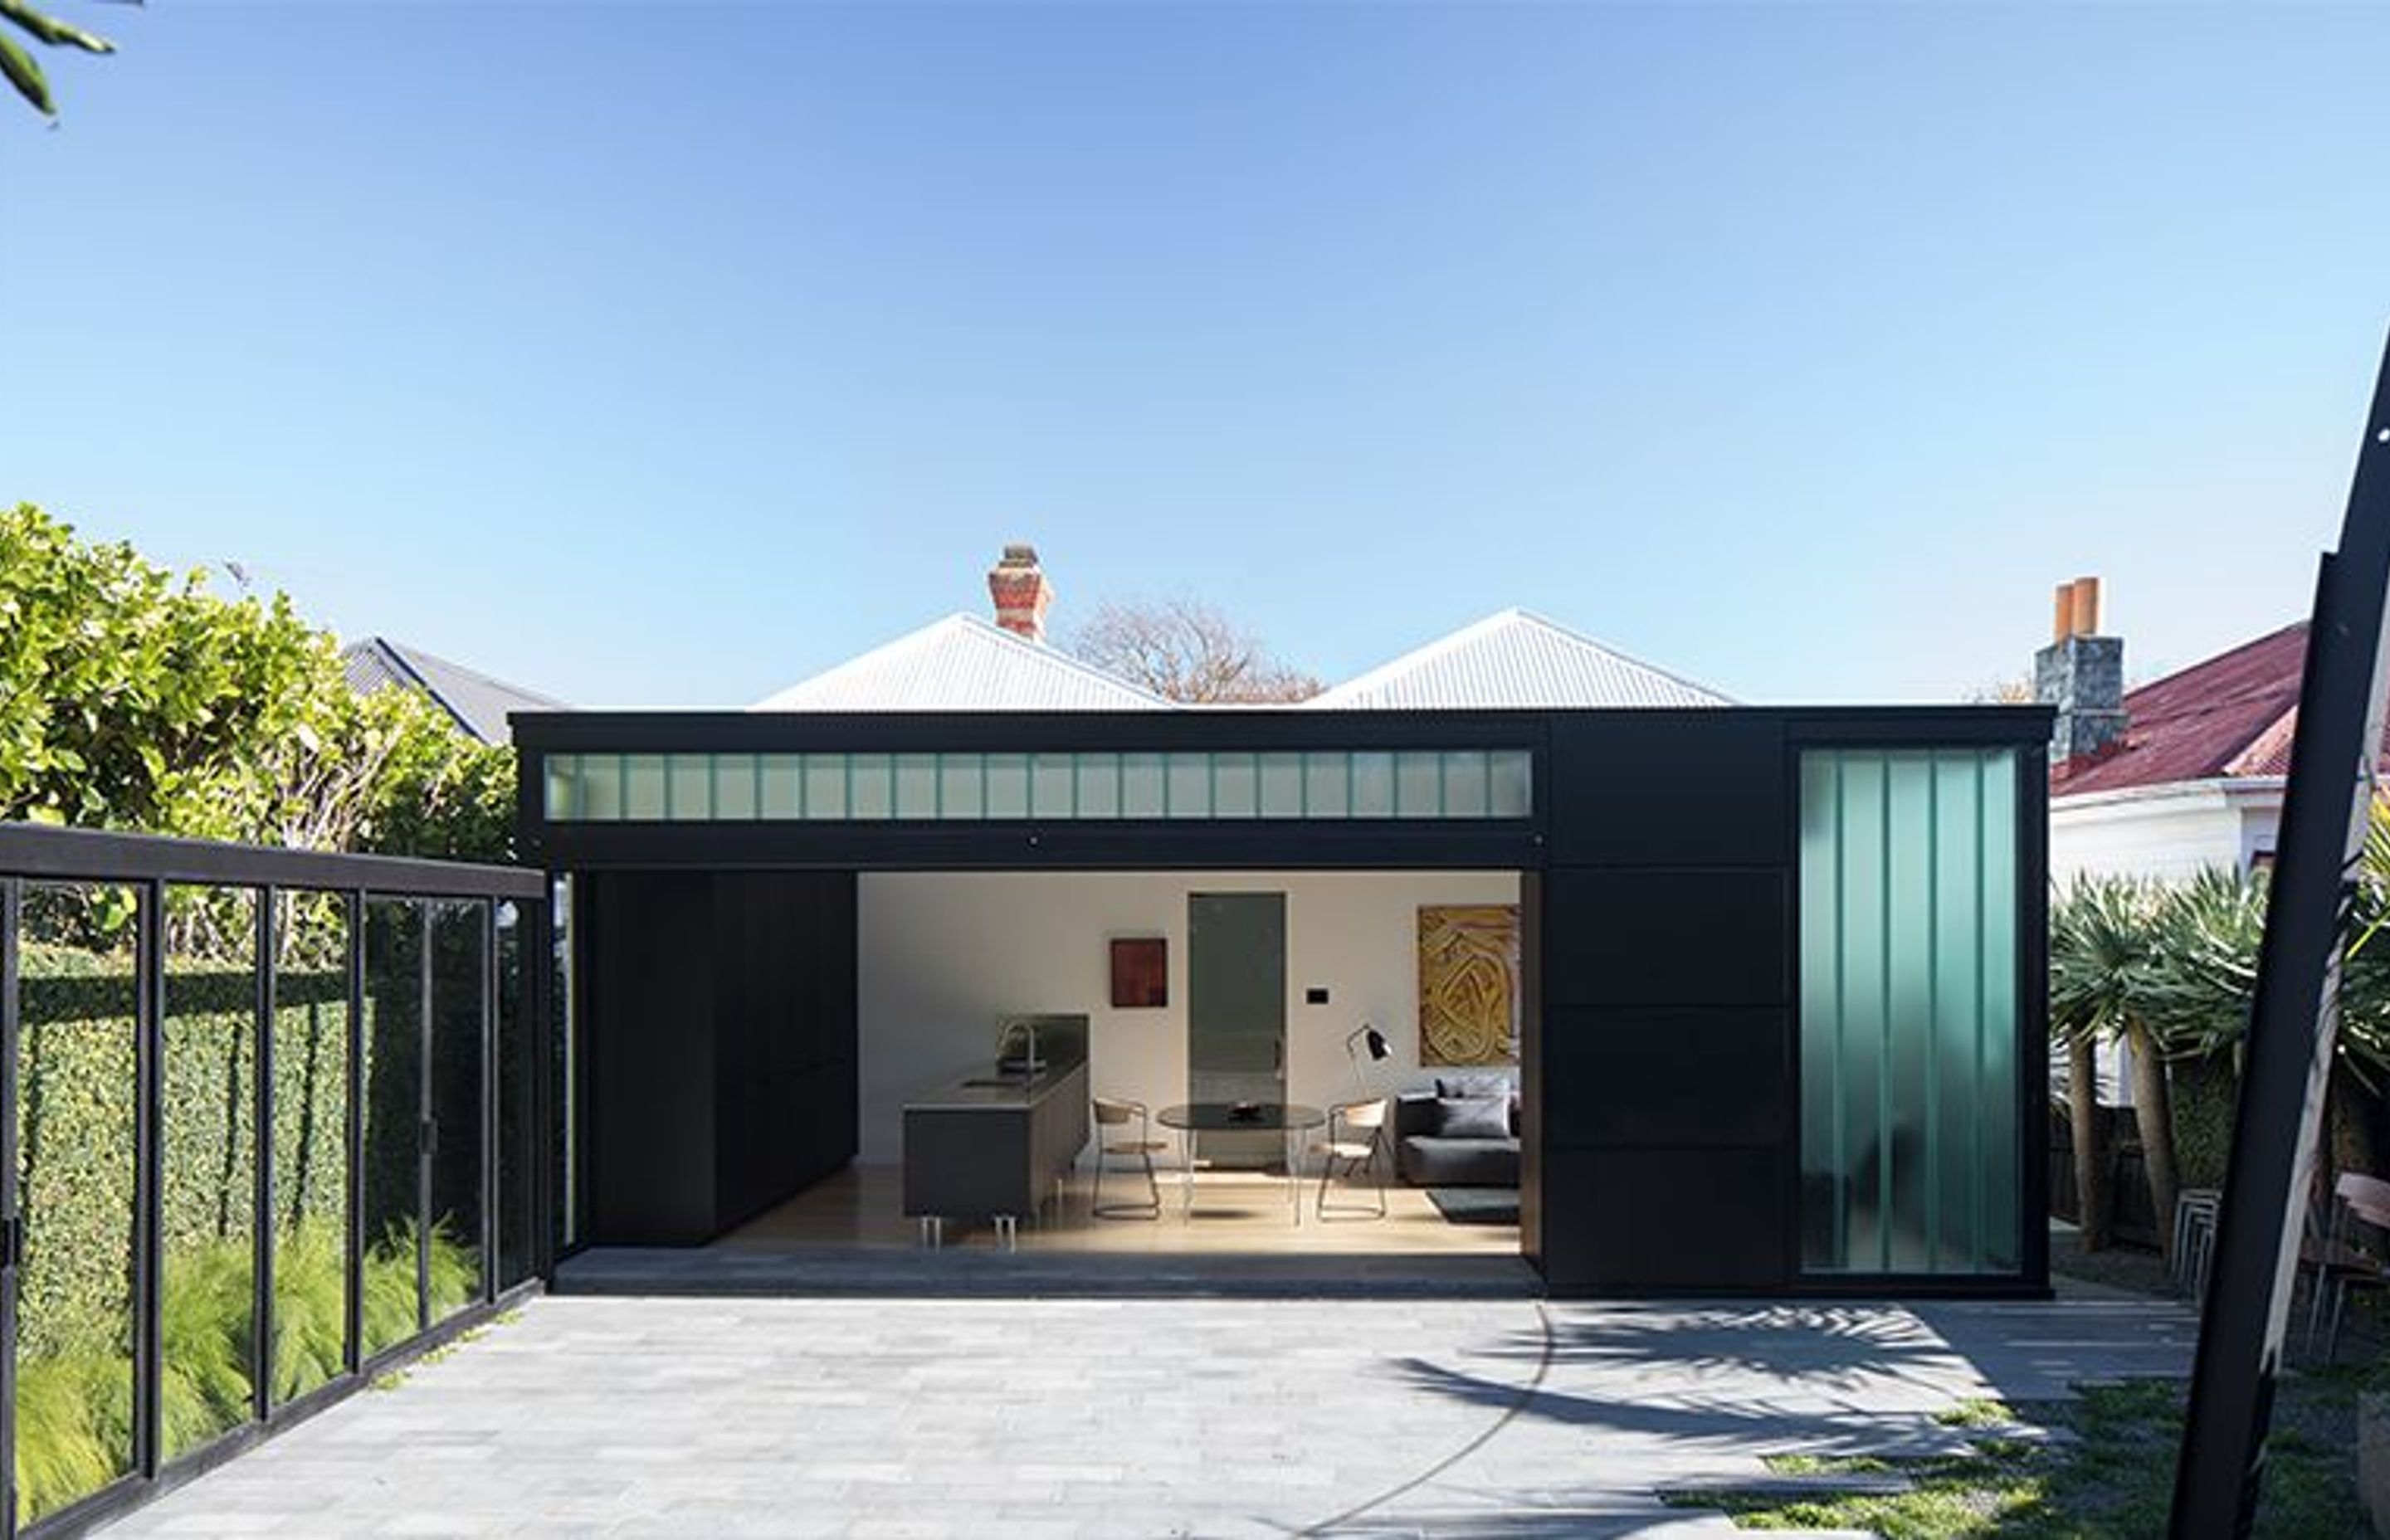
[
  {"x1": 1436, "y1": 1096, "x2": 1511, "y2": 1140},
  {"x1": 1436, "y1": 1072, "x2": 1513, "y2": 1100},
  {"x1": 1399, "y1": 1135, "x2": 1519, "y2": 1188}
]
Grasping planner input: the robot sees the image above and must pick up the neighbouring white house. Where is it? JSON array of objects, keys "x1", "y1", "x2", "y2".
[
  {"x1": 2037, "y1": 578, "x2": 2378, "y2": 885},
  {"x1": 2035, "y1": 577, "x2": 2390, "y2": 1111}
]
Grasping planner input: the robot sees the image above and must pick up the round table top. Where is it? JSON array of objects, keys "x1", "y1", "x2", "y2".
[{"x1": 1157, "y1": 1101, "x2": 1326, "y2": 1133}]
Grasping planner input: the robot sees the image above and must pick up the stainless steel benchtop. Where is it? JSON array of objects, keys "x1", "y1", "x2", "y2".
[{"x1": 904, "y1": 1057, "x2": 1086, "y2": 1113}]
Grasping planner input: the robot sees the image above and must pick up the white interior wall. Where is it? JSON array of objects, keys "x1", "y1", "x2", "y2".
[{"x1": 856, "y1": 870, "x2": 1521, "y2": 1165}]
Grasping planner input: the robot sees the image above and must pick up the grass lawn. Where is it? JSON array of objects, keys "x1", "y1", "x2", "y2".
[{"x1": 1666, "y1": 1372, "x2": 2372, "y2": 1537}]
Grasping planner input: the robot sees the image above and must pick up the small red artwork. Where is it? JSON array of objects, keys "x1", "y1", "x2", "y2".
[{"x1": 1110, "y1": 937, "x2": 1167, "y2": 1008}]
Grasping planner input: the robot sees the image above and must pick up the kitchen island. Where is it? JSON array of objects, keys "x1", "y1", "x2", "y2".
[{"x1": 901, "y1": 1022, "x2": 1090, "y2": 1248}]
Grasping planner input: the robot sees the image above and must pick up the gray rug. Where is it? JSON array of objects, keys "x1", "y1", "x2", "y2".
[{"x1": 1426, "y1": 1187, "x2": 1519, "y2": 1226}]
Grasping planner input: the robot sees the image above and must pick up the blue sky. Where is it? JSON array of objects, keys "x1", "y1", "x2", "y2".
[{"x1": 6, "y1": 2, "x2": 2387, "y2": 709}]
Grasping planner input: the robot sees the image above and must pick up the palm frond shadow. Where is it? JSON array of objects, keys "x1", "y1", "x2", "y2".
[{"x1": 1386, "y1": 1304, "x2": 1980, "y2": 1455}]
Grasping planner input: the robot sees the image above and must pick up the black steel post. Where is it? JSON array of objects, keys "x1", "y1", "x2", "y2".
[
  {"x1": 251, "y1": 886, "x2": 275, "y2": 1424},
  {"x1": 343, "y1": 892, "x2": 363, "y2": 1378},
  {"x1": 2019, "y1": 744, "x2": 2052, "y2": 1289},
  {"x1": 2173, "y1": 334, "x2": 2390, "y2": 1537},
  {"x1": 525, "y1": 888, "x2": 553, "y2": 1282},
  {"x1": 481, "y1": 901, "x2": 497, "y2": 1303},
  {"x1": 2, "y1": 879, "x2": 19, "y2": 1540},
  {"x1": 417, "y1": 900, "x2": 432, "y2": 1335},
  {"x1": 134, "y1": 879, "x2": 165, "y2": 1479}
]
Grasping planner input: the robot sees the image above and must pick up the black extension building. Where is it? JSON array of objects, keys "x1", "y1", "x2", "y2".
[{"x1": 515, "y1": 583, "x2": 2051, "y2": 1299}]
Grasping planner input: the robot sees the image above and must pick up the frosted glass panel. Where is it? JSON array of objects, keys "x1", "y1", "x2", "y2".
[
  {"x1": 939, "y1": 755, "x2": 984, "y2": 820},
  {"x1": 1304, "y1": 753, "x2": 1349, "y2": 817},
  {"x1": 895, "y1": 754, "x2": 939, "y2": 818},
  {"x1": 802, "y1": 755, "x2": 848, "y2": 820},
  {"x1": 1259, "y1": 753, "x2": 1303, "y2": 817},
  {"x1": 1166, "y1": 754, "x2": 1210, "y2": 819},
  {"x1": 712, "y1": 755, "x2": 757, "y2": 821},
  {"x1": 1395, "y1": 753, "x2": 1441, "y2": 818},
  {"x1": 1800, "y1": 747, "x2": 2023, "y2": 1276},
  {"x1": 848, "y1": 754, "x2": 893, "y2": 820},
  {"x1": 1032, "y1": 754, "x2": 1075, "y2": 818},
  {"x1": 1212, "y1": 753, "x2": 1257, "y2": 818},
  {"x1": 667, "y1": 754, "x2": 711, "y2": 821},
  {"x1": 578, "y1": 756, "x2": 622, "y2": 821},
  {"x1": 759, "y1": 756, "x2": 802, "y2": 818},
  {"x1": 623, "y1": 755, "x2": 666, "y2": 820},
  {"x1": 1351, "y1": 753, "x2": 1394, "y2": 816},
  {"x1": 1490, "y1": 749, "x2": 1532, "y2": 816},
  {"x1": 1441, "y1": 752, "x2": 1490, "y2": 817},
  {"x1": 984, "y1": 754, "x2": 1028, "y2": 817},
  {"x1": 545, "y1": 755, "x2": 578, "y2": 820},
  {"x1": 1121, "y1": 753, "x2": 1164, "y2": 818},
  {"x1": 1076, "y1": 754, "x2": 1120, "y2": 818}
]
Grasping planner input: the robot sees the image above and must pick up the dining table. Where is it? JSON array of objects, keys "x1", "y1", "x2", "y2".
[{"x1": 1156, "y1": 1101, "x2": 1327, "y2": 1226}]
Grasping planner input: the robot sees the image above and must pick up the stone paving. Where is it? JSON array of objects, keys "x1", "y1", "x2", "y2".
[{"x1": 107, "y1": 1284, "x2": 2199, "y2": 1538}]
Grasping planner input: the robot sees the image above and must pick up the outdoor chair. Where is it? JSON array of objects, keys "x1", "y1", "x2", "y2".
[
  {"x1": 1316, "y1": 1097, "x2": 1391, "y2": 1220},
  {"x1": 1090, "y1": 1096, "x2": 1165, "y2": 1219},
  {"x1": 2298, "y1": 1175, "x2": 2390, "y2": 1360},
  {"x1": 2171, "y1": 1188, "x2": 2221, "y2": 1300}
]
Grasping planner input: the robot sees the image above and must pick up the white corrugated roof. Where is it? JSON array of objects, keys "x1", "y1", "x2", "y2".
[
  {"x1": 752, "y1": 615, "x2": 1176, "y2": 712},
  {"x1": 1309, "y1": 609, "x2": 1730, "y2": 710}
]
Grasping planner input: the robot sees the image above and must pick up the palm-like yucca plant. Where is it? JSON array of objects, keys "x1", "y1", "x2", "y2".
[
  {"x1": 2, "y1": 0, "x2": 129, "y2": 119},
  {"x1": 2051, "y1": 876, "x2": 2185, "y2": 1255}
]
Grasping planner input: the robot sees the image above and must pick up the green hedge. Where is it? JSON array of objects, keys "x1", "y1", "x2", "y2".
[{"x1": 16, "y1": 944, "x2": 370, "y2": 1362}]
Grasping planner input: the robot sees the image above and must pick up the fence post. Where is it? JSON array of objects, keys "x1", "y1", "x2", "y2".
[
  {"x1": 253, "y1": 886, "x2": 275, "y2": 1424},
  {"x1": 134, "y1": 878, "x2": 164, "y2": 1478}
]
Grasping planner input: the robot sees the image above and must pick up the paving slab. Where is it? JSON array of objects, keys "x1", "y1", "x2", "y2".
[{"x1": 104, "y1": 1289, "x2": 2197, "y2": 1537}]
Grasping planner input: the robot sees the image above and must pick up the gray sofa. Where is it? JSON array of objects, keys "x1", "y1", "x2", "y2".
[{"x1": 1393, "y1": 1078, "x2": 1520, "y2": 1187}]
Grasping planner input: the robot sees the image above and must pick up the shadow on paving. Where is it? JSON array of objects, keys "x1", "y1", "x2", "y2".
[{"x1": 1379, "y1": 1297, "x2": 2199, "y2": 1464}]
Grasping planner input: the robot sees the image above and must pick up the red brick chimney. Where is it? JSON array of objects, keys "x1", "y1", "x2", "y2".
[{"x1": 987, "y1": 544, "x2": 1054, "y2": 642}]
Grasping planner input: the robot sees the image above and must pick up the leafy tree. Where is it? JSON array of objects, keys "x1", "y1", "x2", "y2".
[
  {"x1": 1067, "y1": 597, "x2": 1321, "y2": 704},
  {"x1": 0, "y1": 503, "x2": 515, "y2": 862},
  {"x1": 2, "y1": 0, "x2": 124, "y2": 119}
]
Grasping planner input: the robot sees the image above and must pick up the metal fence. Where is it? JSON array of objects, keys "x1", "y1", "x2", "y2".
[{"x1": 0, "y1": 823, "x2": 552, "y2": 1538}]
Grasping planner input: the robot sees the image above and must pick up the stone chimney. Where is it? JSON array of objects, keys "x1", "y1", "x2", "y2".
[
  {"x1": 987, "y1": 544, "x2": 1055, "y2": 643},
  {"x1": 2035, "y1": 576, "x2": 2125, "y2": 765}
]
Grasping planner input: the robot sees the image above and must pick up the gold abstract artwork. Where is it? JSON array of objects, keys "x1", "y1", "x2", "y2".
[{"x1": 1417, "y1": 904, "x2": 1520, "y2": 1067}]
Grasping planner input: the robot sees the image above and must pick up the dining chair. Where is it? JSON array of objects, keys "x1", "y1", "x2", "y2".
[
  {"x1": 1316, "y1": 1097, "x2": 1391, "y2": 1220},
  {"x1": 1090, "y1": 1097, "x2": 1165, "y2": 1219}
]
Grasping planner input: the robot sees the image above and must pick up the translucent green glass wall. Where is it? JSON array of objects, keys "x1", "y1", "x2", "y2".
[
  {"x1": 1798, "y1": 748, "x2": 2021, "y2": 1276},
  {"x1": 542, "y1": 748, "x2": 1533, "y2": 823}
]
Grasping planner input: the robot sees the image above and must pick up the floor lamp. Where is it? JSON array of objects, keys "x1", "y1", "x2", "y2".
[{"x1": 1344, "y1": 1023, "x2": 1389, "y2": 1101}]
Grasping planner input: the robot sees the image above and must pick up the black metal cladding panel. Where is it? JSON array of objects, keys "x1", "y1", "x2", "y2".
[
  {"x1": 587, "y1": 874, "x2": 718, "y2": 1244},
  {"x1": 1537, "y1": 1146, "x2": 1787, "y2": 1292},
  {"x1": 1539, "y1": 868, "x2": 1788, "y2": 1008},
  {"x1": 1546, "y1": 714, "x2": 1787, "y2": 867},
  {"x1": 1540, "y1": 1006, "x2": 1788, "y2": 1149}
]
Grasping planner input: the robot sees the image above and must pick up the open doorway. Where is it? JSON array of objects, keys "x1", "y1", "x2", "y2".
[{"x1": 691, "y1": 868, "x2": 1529, "y2": 1280}]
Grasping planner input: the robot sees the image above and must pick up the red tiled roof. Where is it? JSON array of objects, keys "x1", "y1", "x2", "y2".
[{"x1": 2051, "y1": 621, "x2": 2390, "y2": 796}]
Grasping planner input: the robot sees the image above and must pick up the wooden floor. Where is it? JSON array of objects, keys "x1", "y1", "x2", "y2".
[{"x1": 717, "y1": 1162, "x2": 1520, "y2": 1258}]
